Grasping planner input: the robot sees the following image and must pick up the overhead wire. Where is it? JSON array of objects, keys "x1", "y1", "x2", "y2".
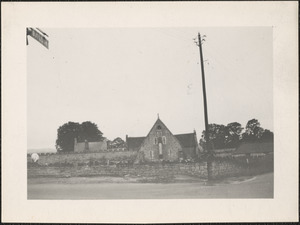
[{"x1": 152, "y1": 29, "x2": 247, "y2": 87}]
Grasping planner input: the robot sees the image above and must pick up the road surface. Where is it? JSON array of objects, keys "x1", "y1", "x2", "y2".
[{"x1": 28, "y1": 173, "x2": 273, "y2": 199}]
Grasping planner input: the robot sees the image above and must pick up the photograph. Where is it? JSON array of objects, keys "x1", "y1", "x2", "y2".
[
  {"x1": 27, "y1": 27, "x2": 274, "y2": 199},
  {"x1": 2, "y1": 2, "x2": 298, "y2": 223}
]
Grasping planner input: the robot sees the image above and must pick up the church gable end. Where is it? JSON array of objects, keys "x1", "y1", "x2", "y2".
[{"x1": 139, "y1": 118, "x2": 182, "y2": 162}]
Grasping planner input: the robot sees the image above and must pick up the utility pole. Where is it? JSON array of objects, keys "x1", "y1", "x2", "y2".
[{"x1": 195, "y1": 32, "x2": 213, "y2": 180}]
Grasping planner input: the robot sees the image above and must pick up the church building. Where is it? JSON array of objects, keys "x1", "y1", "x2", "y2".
[{"x1": 126, "y1": 116, "x2": 200, "y2": 162}]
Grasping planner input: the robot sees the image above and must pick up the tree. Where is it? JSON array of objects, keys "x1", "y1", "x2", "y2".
[
  {"x1": 56, "y1": 122, "x2": 81, "y2": 152},
  {"x1": 242, "y1": 119, "x2": 264, "y2": 142},
  {"x1": 224, "y1": 122, "x2": 243, "y2": 148},
  {"x1": 79, "y1": 121, "x2": 103, "y2": 142},
  {"x1": 107, "y1": 137, "x2": 126, "y2": 149},
  {"x1": 199, "y1": 119, "x2": 273, "y2": 150},
  {"x1": 260, "y1": 129, "x2": 274, "y2": 142},
  {"x1": 199, "y1": 123, "x2": 227, "y2": 150},
  {"x1": 56, "y1": 121, "x2": 104, "y2": 152}
]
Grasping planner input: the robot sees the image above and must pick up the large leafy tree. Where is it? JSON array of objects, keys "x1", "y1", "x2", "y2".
[
  {"x1": 260, "y1": 129, "x2": 274, "y2": 142},
  {"x1": 224, "y1": 122, "x2": 243, "y2": 148},
  {"x1": 56, "y1": 121, "x2": 103, "y2": 152},
  {"x1": 200, "y1": 123, "x2": 227, "y2": 150},
  {"x1": 79, "y1": 121, "x2": 103, "y2": 142},
  {"x1": 199, "y1": 119, "x2": 273, "y2": 150},
  {"x1": 242, "y1": 119, "x2": 264, "y2": 142},
  {"x1": 56, "y1": 122, "x2": 81, "y2": 152}
]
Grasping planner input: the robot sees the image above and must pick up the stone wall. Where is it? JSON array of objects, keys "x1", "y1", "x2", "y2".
[
  {"x1": 27, "y1": 151, "x2": 137, "y2": 166},
  {"x1": 211, "y1": 154, "x2": 273, "y2": 178},
  {"x1": 28, "y1": 153, "x2": 273, "y2": 180},
  {"x1": 28, "y1": 162, "x2": 208, "y2": 179},
  {"x1": 213, "y1": 148, "x2": 236, "y2": 158}
]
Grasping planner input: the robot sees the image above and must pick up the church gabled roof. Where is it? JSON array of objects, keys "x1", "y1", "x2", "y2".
[
  {"x1": 145, "y1": 117, "x2": 175, "y2": 137},
  {"x1": 126, "y1": 115, "x2": 198, "y2": 151},
  {"x1": 174, "y1": 133, "x2": 197, "y2": 148},
  {"x1": 137, "y1": 116, "x2": 183, "y2": 149}
]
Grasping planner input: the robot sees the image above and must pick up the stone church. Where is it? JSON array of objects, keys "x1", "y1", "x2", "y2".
[{"x1": 126, "y1": 116, "x2": 200, "y2": 162}]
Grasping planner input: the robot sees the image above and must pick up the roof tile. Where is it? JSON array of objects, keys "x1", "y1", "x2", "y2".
[
  {"x1": 127, "y1": 137, "x2": 145, "y2": 149},
  {"x1": 174, "y1": 133, "x2": 197, "y2": 148}
]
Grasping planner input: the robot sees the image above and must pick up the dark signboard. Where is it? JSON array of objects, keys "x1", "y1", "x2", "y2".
[{"x1": 27, "y1": 28, "x2": 49, "y2": 49}]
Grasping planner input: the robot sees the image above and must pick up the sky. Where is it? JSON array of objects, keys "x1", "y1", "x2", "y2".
[{"x1": 27, "y1": 27, "x2": 273, "y2": 150}]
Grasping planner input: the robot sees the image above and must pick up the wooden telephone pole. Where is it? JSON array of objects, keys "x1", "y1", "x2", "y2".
[{"x1": 196, "y1": 32, "x2": 213, "y2": 179}]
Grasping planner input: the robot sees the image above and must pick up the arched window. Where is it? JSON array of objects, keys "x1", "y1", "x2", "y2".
[
  {"x1": 162, "y1": 136, "x2": 166, "y2": 144},
  {"x1": 158, "y1": 143, "x2": 163, "y2": 157}
]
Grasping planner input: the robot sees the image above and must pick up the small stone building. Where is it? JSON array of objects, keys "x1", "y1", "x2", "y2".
[
  {"x1": 74, "y1": 138, "x2": 107, "y2": 152},
  {"x1": 126, "y1": 116, "x2": 200, "y2": 162}
]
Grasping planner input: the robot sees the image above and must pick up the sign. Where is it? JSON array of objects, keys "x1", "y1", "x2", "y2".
[{"x1": 27, "y1": 28, "x2": 49, "y2": 49}]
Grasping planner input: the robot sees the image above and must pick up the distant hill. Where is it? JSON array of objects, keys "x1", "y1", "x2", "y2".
[{"x1": 27, "y1": 148, "x2": 56, "y2": 153}]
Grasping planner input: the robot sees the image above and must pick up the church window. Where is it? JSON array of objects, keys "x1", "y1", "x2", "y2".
[
  {"x1": 159, "y1": 143, "x2": 163, "y2": 155},
  {"x1": 154, "y1": 137, "x2": 158, "y2": 145},
  {"x1": 162, "y1": 136, "x2": 166, "y2": 144},
  {"x1": 157, "y1": 125, "x2": 161, "y2": 130}
]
